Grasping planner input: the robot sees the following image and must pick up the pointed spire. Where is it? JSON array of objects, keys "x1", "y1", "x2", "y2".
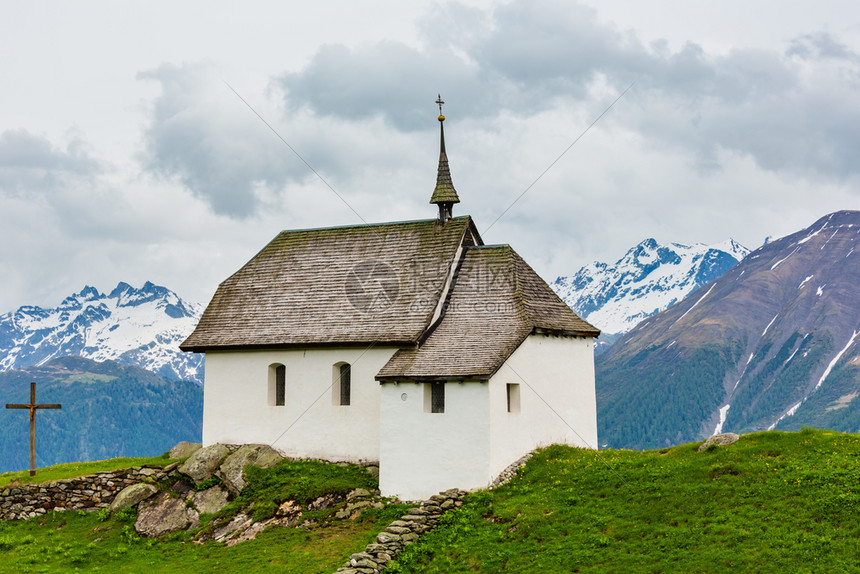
[{"x1": 430, "y1": 94, "x2": 460, "y2": 223}]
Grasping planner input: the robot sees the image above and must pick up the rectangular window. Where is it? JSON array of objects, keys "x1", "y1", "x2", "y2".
[
  {"x1": 431, "y1": 382, "x2": 445, "y2": 414},
  {"x1": 275, "y1": 365, "x2": 286, "y2": 406},
  {"x1": 339, "y1": 363, "x2": 351, "y2": 406},
  {"x1": 506, "y1": 383, "x2": 520, "y2": 413}
]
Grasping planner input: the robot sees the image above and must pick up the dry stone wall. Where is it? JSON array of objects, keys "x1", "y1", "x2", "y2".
[
  {"x1": 0, "y1": 465, "x2": 167, "y2": 521},
  {"x1": 336, "y1": 489, "x2": 466, "y2": 574}
]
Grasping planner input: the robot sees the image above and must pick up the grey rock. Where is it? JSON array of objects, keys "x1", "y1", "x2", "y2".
[
  {"x1": 698, "y1": 433, "x2": 741, "y2": 452},
  {"x1": 190, "y1": 485, "x2": 230, "y2": 515},
  {"x1": 212, "y1": 512, "x2": 253, "y2": 542},
  {"x1": 217, "y1": 444, "x2": 283, "y2": 494},
  {"x1": 110, "y1": 483, "x2": 158, "y2": 513},
  {"x1": 170, "y1": 480, "x2": 195, "y2": 497},
  {"x1": 179, "y1": 444, "x2": 231, "y2": 483},
  {"x1": 135, "y1": 492, "x2": 200, "y2": 537},
  {"x1": 347, "y1": 488, "x2": 371, "y2": 501},
  {"x1": 376, "y1": 531, "x2": 401, "y2": 544},
  {"x1": 350, "y1": 558, "x2": 378, "y2": 569},
  {"x1": 169, "y1": 441, "x2": 202, "y2": 459},
  {"x1": 401, "y1": 514, "x2": 427, "y2": 523},
  {"x1": 307, "y1": 493, "x2": 344, "y2": 511},
  {"x1": 225, "y1": 520, "x2": 270, "y2": 546}
]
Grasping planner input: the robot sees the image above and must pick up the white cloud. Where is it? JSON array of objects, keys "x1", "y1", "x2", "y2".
[{"x1": 1, "y1": 0, "x2": 859, "y2": 315}]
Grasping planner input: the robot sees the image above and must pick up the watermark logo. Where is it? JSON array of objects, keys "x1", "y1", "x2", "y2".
[{"x1": 345, "y1": 260, "x2": 400, "y2": 314}]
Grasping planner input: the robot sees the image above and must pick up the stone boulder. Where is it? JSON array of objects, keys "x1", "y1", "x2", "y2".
[
  {"x1": 135, "y1": 492, "x2": 200, "y2": 537},
  {"x1": 110, "y1": 483, "x2": 158, "y2": 513},
  {"x1": 216, "y1": 444, "x2": 284, "y2": 494},
  {"x1": 698, "y1": 433, "x2": 741, "y2": 452},
  {"x1": 179, "y1": 443, "x2": 231, "y2": 483},
  {"x1": 169, "y1": 441, "x2": 202, "y2": 459},
  {"x1": 190, "y1": 485, "x2": 231, "y2": 515},
  {"x1": 210, "y1": 512, "x2": 254, "y2": 543}
]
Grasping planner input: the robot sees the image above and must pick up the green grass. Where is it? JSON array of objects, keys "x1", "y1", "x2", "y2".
[
  {"x1": 8, "y1": 430, "x2": 860, "y2": 572},
  {"x1": 0, "y1": 457, "x2": 407, "y2": 573},
  {"x1": 388, "y1": 429, "x2": 860, "y2": 573},
  {"x1": 0, "y1": 505, "x2": 405, "y2": 573},
  {"x1": 0, "y1": 455, "x2": 176, "y2": 488}
]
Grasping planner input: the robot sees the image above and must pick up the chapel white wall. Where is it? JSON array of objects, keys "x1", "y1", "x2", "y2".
[
  {"x1": 488, "y1": 334, "x2": 597, "y2": 479},
  {"x1": 202, "y1": 347, "x2": 398, "y2": 462},
  {"x1": 379, "y1": 381, "x2": 491, "y2": 501}
]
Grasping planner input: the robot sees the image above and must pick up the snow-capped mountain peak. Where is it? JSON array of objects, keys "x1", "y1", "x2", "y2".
[
  {"x1": 552, "y1": 238, "x2": 750, "y2": 337},
  {"x1": 0, "y1": 282, "x2": 203, "y2": 383}
]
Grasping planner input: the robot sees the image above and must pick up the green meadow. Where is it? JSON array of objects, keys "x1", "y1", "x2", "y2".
[
  {"x1": 390, "y1": 429, "x2": 860, "y2": 573},
  {"x1": 2, "y1": 429, "x2": 860, "y2": 572}
]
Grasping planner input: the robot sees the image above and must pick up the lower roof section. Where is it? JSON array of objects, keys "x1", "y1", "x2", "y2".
[{"x1": 376, "y1": 245, "x2": 599, "y2": 381}]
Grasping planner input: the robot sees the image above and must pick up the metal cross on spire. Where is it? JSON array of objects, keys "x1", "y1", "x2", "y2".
[{"x1": 6, "y1": 382, "x2": 62, "y2": 477}]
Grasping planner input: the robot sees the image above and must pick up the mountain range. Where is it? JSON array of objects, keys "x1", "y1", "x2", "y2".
[
  {"x1": 0, "y1": 356, "x2": 202, "y2": 474},
  {"x1": 0, "y1": 281, "x2": 203, "y2": 384},
  {"x1": 2, "y1": 211, "x2": 858, "y2": 459},
  {"x1": 552, "y1": 238, "x2": 749, "y2": 348},
  {"x1": 597, "y1": 210, "x2": 860, "y2": 449}
]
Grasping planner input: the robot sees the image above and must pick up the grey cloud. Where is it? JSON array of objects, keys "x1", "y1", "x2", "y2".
[
  {"x1": 138, "y1": 62, "x2": 313, "y2": 218},
  {"x1": 275, "y1": 0, "x2": 860, "y2": 183},
  {"x1": 787, "y1": 32, "x2": 860, "y2": 62},
  {"x1": 0, "y1": 130, "x2": 100, "y2": 196},
  {"x1": 279, "y1": 41, "x2": 496, "y2": 131}
]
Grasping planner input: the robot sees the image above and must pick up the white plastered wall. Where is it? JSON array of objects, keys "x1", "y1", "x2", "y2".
[
  {"x1": 379, "y1": 380, "x2": 491, "y2": 501},
  {"x1": 488, "y1": 334, "x2": 597, "y2": 480},
  {"x1": 202, "y1": 347, "x2": 398, "y2": 462}
]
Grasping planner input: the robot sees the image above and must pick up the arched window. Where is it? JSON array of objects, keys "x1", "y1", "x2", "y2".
[
  {"x1": 269, "y1": 363, "x2": 286, "y2": 406},
  {"x1": 332, "y1": 362, "x2": 351, "y2": 406}
]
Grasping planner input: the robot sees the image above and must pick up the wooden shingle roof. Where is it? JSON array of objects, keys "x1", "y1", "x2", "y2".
[
  {"x1": 375, "y1": 245, "x2": 600, "y2": 381},
  {"x1": 180, "y1": 216, "x2": 481, "y2": 351}
]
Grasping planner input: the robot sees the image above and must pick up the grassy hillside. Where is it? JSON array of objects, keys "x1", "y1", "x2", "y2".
[
  {"x1": 389, "y1": 429, "x2": 860, "y2": 573},
  {"x1": 2, "y1": 430, "x2": 859, "y2": 572},
  {"x1": 0, "y1": 457, "x2": 406, "y2": 574}
]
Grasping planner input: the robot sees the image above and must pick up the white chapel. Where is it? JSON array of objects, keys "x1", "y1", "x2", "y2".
[{"x1": 180, "y1": 101, "x2": 600, "y2": 500}]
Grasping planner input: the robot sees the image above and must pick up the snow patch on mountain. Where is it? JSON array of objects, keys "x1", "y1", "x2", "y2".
[
  {"x1": 552, "y1": 238, "x2": 749, "y2": 337},
  {"x1": 0, "y1": 281, "x2": 203, "y2": 383},
  {"x1": 713, "y1": 404, "x2": 731, "y2": 436}
]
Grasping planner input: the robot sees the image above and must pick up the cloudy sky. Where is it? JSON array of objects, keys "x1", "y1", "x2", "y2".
[{"x1": 2, "y1": 0, "x2": 859, "y2": 311}]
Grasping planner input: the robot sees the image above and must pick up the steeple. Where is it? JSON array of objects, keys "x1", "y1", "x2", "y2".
[{"x1": 430, "y1": 94, "x2": 460, "y2": 223}]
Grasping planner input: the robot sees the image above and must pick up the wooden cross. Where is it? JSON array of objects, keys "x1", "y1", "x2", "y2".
[{"x1": 5, "y1": 382, "x2": 61, "y2": 477}]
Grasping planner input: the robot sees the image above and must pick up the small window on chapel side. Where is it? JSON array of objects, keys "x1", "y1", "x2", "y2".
[
  {"x1": 333, "y1": 362, "x2": 351, "y2": 406},
  {"x1": 339, "y1": 363, "x2": 351, "y2": 406},
  {"x1": 269, "y1": 364, "x2": 286, "y2": 406},
  {"x1": 431, "y1": 382, "x2": 445, "y2": 413},
  {"x1": 506, "y1": 383, "x2": 520, "y2": 413}
]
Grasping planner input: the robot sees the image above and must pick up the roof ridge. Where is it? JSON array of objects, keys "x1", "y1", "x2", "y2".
[{"x1": 276, "y1": 215, "x2": 472, "y2": 235}]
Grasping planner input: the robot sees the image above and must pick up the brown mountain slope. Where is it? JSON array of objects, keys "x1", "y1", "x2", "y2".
[{"x1": 597, "y1": 210, "x2": 860, "y2": 449}]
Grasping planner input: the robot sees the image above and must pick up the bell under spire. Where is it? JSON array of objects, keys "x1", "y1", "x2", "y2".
[{"x1": 430, "y1": 94, "x2": 460, "y2": 223}]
